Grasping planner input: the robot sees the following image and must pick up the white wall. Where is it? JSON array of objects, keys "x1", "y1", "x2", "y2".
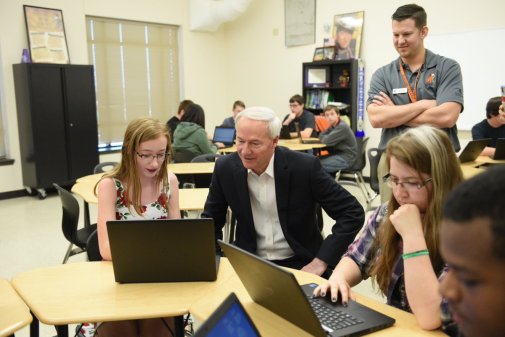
[{"x1": 1, "y1": 0, "x2": 505, "y2": 193}]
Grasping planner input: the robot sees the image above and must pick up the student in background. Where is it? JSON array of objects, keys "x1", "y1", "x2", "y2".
[
  {"x1": 471, "y1": 97, "x2": 505, "y2": 157},
  {"x1": 314, "y1": 125, "x2": 463, "y2": 330},
  {"x1": 221, "y1": 100, "x2": 245, "y2": 128},
  {"x1": 166, "y1": 99, "x2": 193, "y2": 142},
  {"x1": 318, "y1": 105, "x2": 358, "y2": 173},
  {"x1": 96, "y1": 117, "x2": 180, "y2": 336},
  {"x1": 173, "y1": 103, "x2": 224, "y2": 157},
  {"x1": 202, "y1": 107, "x2": 364, "y2": 277},
  {"x1": 439, "y1": 166, "x2": 505, "y2": 337},
  {"x1": 282, "y1": 94, "x2": 317, "y2": 138},
  {"x1": 367, "y1": 4, "x2": 463, "y2": 203}
]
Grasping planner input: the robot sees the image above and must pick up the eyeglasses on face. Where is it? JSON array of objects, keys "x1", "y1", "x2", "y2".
[
  {"x1": 382, "y1": 173, "x2": 432, "y2": 190},
  {"x1": 136, "y1": 152, "x2": 168, "y2": 162}
]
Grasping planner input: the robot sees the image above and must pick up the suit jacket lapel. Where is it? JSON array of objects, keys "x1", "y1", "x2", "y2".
[
  {"x1": 274, "y1": 147, "x2": 291, "y2": 229},
  {"x1": 232, "y1": 156, "x2": 255, "y2": 233}
]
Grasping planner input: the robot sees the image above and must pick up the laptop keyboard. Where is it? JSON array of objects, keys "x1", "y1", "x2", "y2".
[{"x1": 308, "y1": 296, "x2": 363, "y2": 332}]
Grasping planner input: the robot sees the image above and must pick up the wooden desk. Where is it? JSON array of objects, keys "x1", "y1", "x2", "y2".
[
  {"x1": 460, "y1": 156, "x2": 505, "y2": 179},
  {"x1": 0, "y1": 278, "x2": 32, "y2": 337},
  {"x1": 11, "y1": 261, "x2": 236, "y2": 337},
  {"x1": 71, "y1": 176, "x2": 208, "y2": 211},
  {"x1": 76, "y1": 162, "x2": 215, "y2": 184},
  {"x1": 11, "y1": 260, "x2": 445, "y2": 337},
  {"x1": 190, "y1": 261, "x2": 447, "y2": 337}
]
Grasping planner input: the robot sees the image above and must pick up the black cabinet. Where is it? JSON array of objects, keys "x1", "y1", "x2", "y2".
[
  {"x1": 13, "y1": 63, "x2": 99, "y2": 198},
  {"x1": 302, "y1": 59, "x2": 362, "y2": 133}
]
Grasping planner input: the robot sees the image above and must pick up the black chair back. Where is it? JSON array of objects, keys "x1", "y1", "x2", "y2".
[
  {"x1": 86, "y1": 230, "x2": 102, "y2": 261},
  {"x1": 350, "y1": 137, "x2": 369, "y2": 171},
  {"x1": 53, "y1": 183, "x2": 80, "y2": 245},
  {"x1": 173, "y1": 149, "x2": 198, "y2": 163},
  {"x1": 53, "y1": 183, "x2": 98, "y2": 263},
  {"x1": 367, "y1": 148, "x2": 382, "y2": 194}
]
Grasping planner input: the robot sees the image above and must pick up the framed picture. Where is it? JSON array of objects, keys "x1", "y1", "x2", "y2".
[
  {"x1": 313, "y1": 47, "x2": 334, "y2": 61},
  {"x1": 23, "y1": 5, "x2": 70, "y2": 64},
  {"x1": 313, "y1": 47, "x2": 324, "y2": 61},
  {"x1": 285, "y1": 0, "x2": 316, "y2": 47},
  {"x1": 332, "y1": 11, "x2": 364, "y2": 60}
]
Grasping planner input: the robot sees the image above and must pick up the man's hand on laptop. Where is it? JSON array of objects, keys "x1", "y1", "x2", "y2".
[
  {"x1": 312, "y1": 273, "x2": 356, "y2": 306},
  {"x1": 301, "y1": 257, "x2": 327, "y2": 276},
  {"x1": 214, "y1": 141, "x2": 225, "y2": 149}
]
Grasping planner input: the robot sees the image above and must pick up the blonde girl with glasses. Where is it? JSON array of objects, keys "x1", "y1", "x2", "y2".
[
  {"x1": 314, "y1": 125, "x2": 463, "y2": 331},
  {"x1": 95, "y1": 117, "x2": 180, "y2": 337}
]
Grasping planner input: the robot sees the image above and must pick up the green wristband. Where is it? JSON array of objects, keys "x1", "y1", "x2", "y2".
[{"x1": 402, "y1": 249, "x2": 429, "y2": 260}]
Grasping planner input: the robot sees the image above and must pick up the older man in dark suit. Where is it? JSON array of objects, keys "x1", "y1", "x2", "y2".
[{"x1": 202, "y1": 107, "x2": 364, "y2": 277}]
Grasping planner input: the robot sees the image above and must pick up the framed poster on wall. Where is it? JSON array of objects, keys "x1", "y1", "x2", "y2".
[
  {"x1": 23, "y1": 5, "x2": 70, "y2": 64},
  {"x1": 285, "y1": 0, "x2": 316, "y2": 47}
]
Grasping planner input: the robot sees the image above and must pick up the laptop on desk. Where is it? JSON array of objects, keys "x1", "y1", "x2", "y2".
[
  {"x1": 458, "y1": 138, "x2": 491, "y2": 163},
  {"x1": 219, "y1": 241, "x2": 395, "y2": 337},
  {"x1": 493, "y1": 138, "x2": 505, "y2": 160},
  {"x1": 193, "y1": 292, "x2": 261, "y2": 337},
  {"x1": 107, "y1": 218, "x2": 218, "y2": 283},
  {"x1": 280, "y1": 125, "x2": 291, "y2": 139},
  {"x1": 213, "y1": 126, "x2": 236, "y2": 147},
  {"x1": 295, "y1": 122, "x2": 321, "y2": 144}
]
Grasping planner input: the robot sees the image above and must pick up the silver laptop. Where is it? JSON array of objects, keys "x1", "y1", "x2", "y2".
[
  {"x1": 107, "y1": 218, "x2": 218, "y2": 283},
  {"x1": 220, "y1": 241, "x2": 395, "y2": 337}
]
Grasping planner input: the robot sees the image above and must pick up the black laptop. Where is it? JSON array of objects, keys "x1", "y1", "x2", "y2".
[
  {"x1": 493, "y1": 138, "x2": 505, "y2": 160},
  {"x1": 219, "y1": 241, "x2": 395, "y2": 337},
  {"x1": 107, "y1": 218, "x2": 218, "y2": 283},
  {"x1": 193, "y1": 292, "x2": 261, "y2": 337},
  {"x1": 458, "y1": 138, "x2": 491, "y2": 163},
  {"x1": 295, "y1": 121, "x2": 321, "y2": 144},
  {"x1": 279, "y1": 125, "x2": 291, "y2": 139},
  {"x1": 213, "y1": 126, "x2": 236, "y2": 147}
]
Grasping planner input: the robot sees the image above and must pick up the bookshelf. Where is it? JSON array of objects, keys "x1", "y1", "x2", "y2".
[{"x1": 302, "y1": 59, "x2": 362, "y2": 133}]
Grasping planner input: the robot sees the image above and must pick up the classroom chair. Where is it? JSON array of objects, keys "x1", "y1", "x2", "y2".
[
  {"x1": 53, "y1": 183, "x2": 97, "y2": 264},
  {"x1": 335, "y1": 137, "x2": 373, "y2": 204},
  {"x1": 366, "y1": 147, "x2": 382, "y2": 211},
  {"x1": 93, "y1": 161, "x2": 118, "y2": 174}
]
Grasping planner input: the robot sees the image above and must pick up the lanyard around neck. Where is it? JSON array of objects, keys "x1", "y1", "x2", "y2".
[{"x1": 399, "y1": 59, "x2": 423, "y2": 103}]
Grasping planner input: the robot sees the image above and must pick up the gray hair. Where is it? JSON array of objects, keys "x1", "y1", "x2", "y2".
[{"x1": 235, "y1": 106, "x2": 282, "y2": 139}]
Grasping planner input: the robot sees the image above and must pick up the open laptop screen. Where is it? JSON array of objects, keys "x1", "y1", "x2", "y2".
[
  {"x1": 213, "y1": 127, "x2": 236, "y2": 146},
  {"x1": 194, "y1": 292, "x2": 261, "y2": 337}
]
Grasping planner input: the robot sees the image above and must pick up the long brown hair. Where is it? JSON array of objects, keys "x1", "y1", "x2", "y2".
[
  {"x1": 369, "y1": 125, "x2": 463, "y2": 294},
  {"x1": 96, "y1": 117, "x2": 172, "y2": 215}
]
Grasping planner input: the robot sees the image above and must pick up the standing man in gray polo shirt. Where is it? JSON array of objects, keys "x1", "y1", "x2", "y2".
[{"x1": 367, "y1": 4, "x2": 464, "y2": 202}]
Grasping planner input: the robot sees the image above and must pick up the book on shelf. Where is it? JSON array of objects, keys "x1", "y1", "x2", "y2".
[{"x1": 306, "y1": 90, "x2": 334, "y2": 109}]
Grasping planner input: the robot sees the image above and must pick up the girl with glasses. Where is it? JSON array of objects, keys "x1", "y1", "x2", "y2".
[
  {"x1": 95, "y1": 117, "x2": 180, "y2": 337},
  {"x1": 314, "y1": 125, "x2": 463, "y2": 330}
]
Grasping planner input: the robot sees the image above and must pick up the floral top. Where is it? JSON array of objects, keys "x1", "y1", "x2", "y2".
[
  {"x1": 344, "y1": 203, "x2": 444, "y2": 312},
  {"x1": 114, "y1": 178, "x2": 169, "y2": 220}
]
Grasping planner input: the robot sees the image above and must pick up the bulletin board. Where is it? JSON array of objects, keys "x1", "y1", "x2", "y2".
[{"x1": 425, "y1": 28, "x2": 505, "y2": 130}]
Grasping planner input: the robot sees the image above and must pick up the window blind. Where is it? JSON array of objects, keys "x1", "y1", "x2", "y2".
[{"x1": 86, "y1": 17, "x2": 180, "y2": 147}]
